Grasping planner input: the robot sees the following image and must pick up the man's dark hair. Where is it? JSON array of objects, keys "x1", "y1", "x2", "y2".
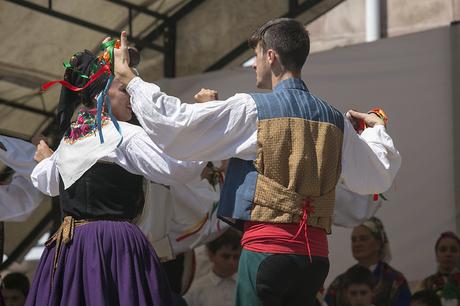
[
  {"x1": 206, "y1": 228, "x2": 242, "y2": 254},
  {"x1": 248, "y1": 18, "x2": 310, "y2": 72},
  {"x1": 411, "y1": 290, "x2": 442, "y2": 306},
  {"x1": 343, "y1": 265, "x2": 375, "y2": 289},
  {"x1": 2, "y1": 272, "x2": 30, "y2": 297}
]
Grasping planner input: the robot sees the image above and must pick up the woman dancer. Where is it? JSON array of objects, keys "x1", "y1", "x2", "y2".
[{"x1": 26, "y1": 48, "x2": 204, "y2": 306}]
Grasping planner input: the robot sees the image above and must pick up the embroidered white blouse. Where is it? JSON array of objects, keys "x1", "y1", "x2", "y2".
[{"x1": 31, "y1": 121, "x2": 205, "y2": 196}]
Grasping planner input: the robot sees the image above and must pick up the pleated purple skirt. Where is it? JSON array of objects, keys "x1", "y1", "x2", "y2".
[{"x1": 25, "y1": 220, "x2": 173, "y2": 306}]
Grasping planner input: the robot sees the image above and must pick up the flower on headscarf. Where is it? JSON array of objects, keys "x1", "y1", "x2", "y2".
[
  {"x1": 69, "y1": 130, "x2": 75, "y2": 140},
  {"x1": 64, "y1": 108, "x2": 109, "y2": 144},
  {"x1": 80, "y1": 124, "x2": 91, "y2": 135},
  {"x1": 72, "y1": 128, "x2": 82, "y2": 140}
]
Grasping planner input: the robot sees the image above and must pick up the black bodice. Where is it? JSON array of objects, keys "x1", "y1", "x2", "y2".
[{"x1": 59, "y1": 162, "x2": 144, "y2": 220}]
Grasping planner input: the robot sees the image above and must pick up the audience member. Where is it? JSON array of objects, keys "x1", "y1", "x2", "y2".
[
  {"x1": 1, "y1": 273, "x2": 29, "y2": 306},
  {"x1": 343, "y1": 265, "x2": 376, "y2": 306},
  {"x1": 325, "y1": 217, "x2": 411, "y2": 306},
  {"x1": 185, "y1": 229, "x2": 241, "y2": 306},
  {"x1": 418, "y1": 231, "x2": 460, "y2": 302}
]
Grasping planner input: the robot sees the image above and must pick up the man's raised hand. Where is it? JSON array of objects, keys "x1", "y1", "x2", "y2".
[
  {"x1": 347, "y1": 110, "x2": 385, "y2": 128},
  {"x1": 194, "y1": 89, "x2": 218, "y2": 103},
  {"x1": 114, "y1": 31, "x2": 136, "y2": 85}
]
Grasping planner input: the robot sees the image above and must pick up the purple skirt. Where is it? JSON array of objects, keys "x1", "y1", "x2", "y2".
[{"x1": 25, "y1": 221, "x2": 173, "y2": 306}]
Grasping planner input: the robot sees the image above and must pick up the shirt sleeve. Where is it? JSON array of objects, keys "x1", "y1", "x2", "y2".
[
  {"x1": 0, "y1": 136, "x2": 45, "y2": 221},
  {"x1": 30, "y1": 154, "x2": 60, "y2": 197},
  {"x1": 126, "y1": 77, "x2": 258, "y2": 161},
  {"x1": 333, "y1": 182, "x2": 381, "y2": 227},
  {"x1": 127, "y1": 77, "x2": 401, "y2": 193},
  {"x1": 341, "y1": 117, "x2": 402, "y2": 194},
  {"x1": 107, "y1": 129, "x2": 207, "y2": 186},
  {"x1": 0, "y1": 175, "x2": 44, "y2": 221},
  {"x1": 0, "y1": 135, "x2": 37, "y2": 177}
]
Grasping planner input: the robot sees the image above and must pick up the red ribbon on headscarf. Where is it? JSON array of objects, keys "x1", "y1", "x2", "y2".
[{"x1": 41, "y1": 64, "x2": 111, "y2": 92}]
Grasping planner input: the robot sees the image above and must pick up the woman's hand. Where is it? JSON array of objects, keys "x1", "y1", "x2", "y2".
[{"x1": 34, "y1": 140, "x2": 54, "y2": 163}]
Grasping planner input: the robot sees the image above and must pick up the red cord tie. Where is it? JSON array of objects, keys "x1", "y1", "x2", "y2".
[{"x1": 291, "y1": 197, "x2": 315, "y2": 263}]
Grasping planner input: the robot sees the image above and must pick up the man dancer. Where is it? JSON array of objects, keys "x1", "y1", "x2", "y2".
[{"x1": 114, "y1": 18, "x2": 401, "y2": 306}]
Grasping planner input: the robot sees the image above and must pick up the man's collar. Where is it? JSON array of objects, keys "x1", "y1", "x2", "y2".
[
  {"x1": 209, "y1": 270, "x2": 237, "y2": 285},
  {"x1": 273, "y1": 78, "x2": 308, "y2": 92}
]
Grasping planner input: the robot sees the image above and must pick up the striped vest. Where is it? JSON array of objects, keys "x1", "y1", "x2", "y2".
[{"x1": 218, "y1": 78, "x2": 344, "y2": 233}]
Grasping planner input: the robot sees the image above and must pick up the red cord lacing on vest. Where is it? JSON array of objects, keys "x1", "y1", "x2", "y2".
[{"x1": 290, "y1": 197, "x2": 315, "y2": 263}]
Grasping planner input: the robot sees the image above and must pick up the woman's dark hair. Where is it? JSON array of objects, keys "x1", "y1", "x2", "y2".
[
  {"x1": 435, "y1": 231, "x2": 460, "y2": 252},
  {"x1": 248, "y1": 18, "x2": 310, "y2": 72},
  {"x1": 56, "y1": 50, "x2": 109, "y2": 132}
]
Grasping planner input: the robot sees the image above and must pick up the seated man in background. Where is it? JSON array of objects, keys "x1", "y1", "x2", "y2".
[
  {"x1": 184, "y1": 229, "x2": 241, "y2": 306},
  {"x1": 1, "y1": 272, "x2": 30, "y2": 306}
]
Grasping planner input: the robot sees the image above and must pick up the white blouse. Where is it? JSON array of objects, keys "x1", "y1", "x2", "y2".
[
  {"x1": 0, "y1": 135, "x2": 44, "y2": 221},
  {"x1": 127, "y1": 77, "x2": 401, "y2": 195},
  {"x1": 31, "y1": 121, "x2": 205, "y2": 196}
]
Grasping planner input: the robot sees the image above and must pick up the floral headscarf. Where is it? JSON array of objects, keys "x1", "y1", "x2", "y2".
[{"x1": 362, "y1": 217, "x2": 392, "y2": 262}]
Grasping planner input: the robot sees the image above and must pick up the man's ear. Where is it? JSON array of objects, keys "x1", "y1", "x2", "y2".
[
  {"x1": 0, "y1": 141, "x2": 6, "y2": 151},
  {"x1": 266, "y1": 49, "x2": 277, "y2": 65}
]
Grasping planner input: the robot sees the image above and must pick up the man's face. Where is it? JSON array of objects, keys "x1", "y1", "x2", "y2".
[
  {"x1": 351, "y1": 226, "x2": 381, "y2": 264},
  {"x1": 436, "y1": 237, "x2": 460, "y2": 273},
  {"x1": 345, "y1": 284, "x2": 373, "y2": 306},
  {"x1": 2, "y1": 288, "x2": 26, "y2": 306},
  {"x1": 108, "y1": 78, "x2": 132, "y2": 122},
  {"x1": 251, "y1": 43, "x2": 272, "y2": 89},
  {"x1": 209, "y1": 245, "x2": 241, "y2": 278}
]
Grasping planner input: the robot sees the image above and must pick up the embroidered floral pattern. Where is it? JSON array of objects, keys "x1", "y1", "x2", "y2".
[
  {"x1": 422, "y1": 270, "x2": 460, "y2": 298},
  {"x1": 64, "y1": 109, "x2": 109, "y2": 144}
]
